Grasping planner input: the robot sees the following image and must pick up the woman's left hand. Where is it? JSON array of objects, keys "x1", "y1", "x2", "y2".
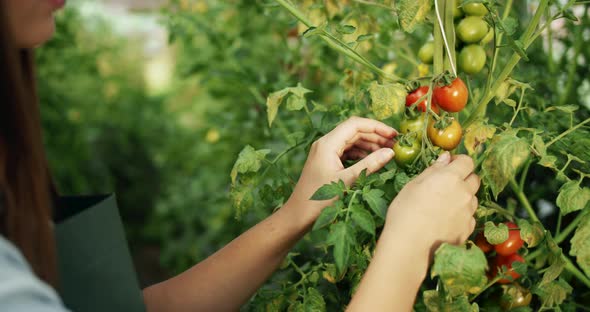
[{"x1": 284, "y1": 116, "x2": 397, "y2": 227}]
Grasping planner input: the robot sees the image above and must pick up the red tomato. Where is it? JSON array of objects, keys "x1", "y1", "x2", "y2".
[
  {"x1": 494, "y1": 222, "x2": 524, "y2": 256},
  {"x1": 406, "y1": 86, "x2": 440, "y2": 114},
  {"x1": 433, "y1": 78, "x2": 468, "y2": 112},
  {"x1": 492, "y1": 253, "x2": 525, "y2": 284},
  {"x1": 475, "y1": 232, "x2": 493, "y2": 253}
]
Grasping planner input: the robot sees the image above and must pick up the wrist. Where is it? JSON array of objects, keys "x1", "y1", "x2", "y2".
[{"x1": 279, "y1": 198, "x2": 317, "y2": 235}]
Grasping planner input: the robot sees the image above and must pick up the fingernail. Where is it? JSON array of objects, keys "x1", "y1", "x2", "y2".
[
  {"x1": 381, "y1": 148, "x2": 395, "y2": 160},
  {"x1": 436, "y1": 151, "x2": 451, "y2": 164}
]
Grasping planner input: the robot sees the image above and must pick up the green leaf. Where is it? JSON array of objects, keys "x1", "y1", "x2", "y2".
[
  {"x1": 356, "y1": 34, "x2": 373, "y2": 42},
  {"x1": 286, "y1": 95, "x2": 305, "y2": 111},
  {"x1": 540, "y1": 254, "x2": 566, "y2": 287},
  {"x1": 516, "y1": 219, "x2": 544, "y2": 248},
  {"x1": 556, "y1": 181, "x2": 590, "y2": 215},
  {"x1": 501, "y1": 17, "x2": 518, "y2": 35},
  {"x1": 484, "y1": 221, "x2": 509, "y2": 245},
  {"x1": 310, "y1": 180, "x2": 346, "y2": 200},
  {"x1": 230, "y1": 145, "x2": 271, "y2": 184},
  {"x1": 533, "y1": 279, "x2": 573, "y2": 308},
  {"x1": 362, "y1": 188, "x2": 388, "y2": 219},
  {"x1": 431, "y1": 243, "x2": 488, "y2": 297},
  {"x1": 327, "y1": 222, "x2": 355, "y2": 273},
  {"x1": 398, "y1": 0, "x2": 432, "y2": 33},
  {"x1": 393, "y1": 171, "x2": 411, "y2": 193},
  {"x1": 375, "y1": 169, "x2": 396, "y2": 186},
  {"x1": 533, "y1": 135, "x2": 558, "y2": 169},
  {"x1": 337, "y1": 24, "x2": 356, "y2": 35},
  {"x1": 423, "y1": 292, "x2": 477, "y2": 312},
  {"x1": 312, "y1": 201, "x2": 342, "y2": 231},
  {"x1": 304, "y1": 287, "x2": 326, "y2": 312},
  {"x1": 368, "y1": 81, "x2": 407, "y2": 120},
  {"x1": 570, "y1": 213, "x2": 590, "y2": 277},
  {"x1": 481, "y1": 131, "x2": 530, "y2": 198},
  {"x1": 266, "y1": 83, "x2": 312, "y2": 126},
  {"x1": 545, "y1": 105, "x2": 579, "y2": 113},
  {"x1": 350, "y1": 205, "x2": 376, "y2": 236}
]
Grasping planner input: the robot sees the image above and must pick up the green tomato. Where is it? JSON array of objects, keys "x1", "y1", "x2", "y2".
[
  {"x1": 459, "y1": 44, "x2": 487, "y2": 74},
  {"x1": 456, "y1": 16, "x2": 489, "y2": 43},
  {"x1": 393, "y1": 138, "x2": 421, "y2": 167},
  {"x1": 462, "y1": 3, "x2": 488, "y2": 16},
  {"x1": 418, "y1": 42, "x2": 434, "y2": 64},
  {"x1": 400, "y1": 116, "x2": 426, "y2": 139}
]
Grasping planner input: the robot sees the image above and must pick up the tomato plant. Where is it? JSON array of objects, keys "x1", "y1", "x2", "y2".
[
  {"x1": 475, "y1": 232, "x2": 493, "y2": 253},
  {"x1": 459, "y1": 44, "x2": 487, "y2": 74},
  {"x1": 400, "y1": 116, "x2": 426, "y2": 139},
  {"x1": 491, "y1": 253, "x2": 525, "y2": 284},
  {"x1": 462, "y1": 3, "x2": 489, "y2": 16},
  {"x1": 500, "y1": 284, "x2": 533, "y2": 310},
  {"x1": 433, "y1": 77, "x2": 468, "y2": 112},
  {"x1": 154, "y1": 0, "x2": 590, "y2": 311},
  {"x1": 418, "y1": 41, "x2": 434, "y2": 64}
]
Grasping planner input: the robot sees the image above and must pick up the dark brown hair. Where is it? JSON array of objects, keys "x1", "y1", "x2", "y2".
[{"x1": 0, "y1": 8, "x2": 58, "y2": 287}]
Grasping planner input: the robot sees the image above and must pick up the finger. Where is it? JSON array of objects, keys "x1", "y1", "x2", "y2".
[
  {"x1": 445, "y1": 154, "x2": 475, "y2": 179},
  {"x1": 415, "y1": 152, "x2": 451, "y2": 181},
  {"x1": 470, "y1": 195, "x2": 478, "y2": 214},
  {"x1": 325, "y1": 117, "x2": 397, "y2": 147},
  {"x1": 343, "y1": 148, "x2": 369, "y2": 161},
  {"x1": 464, "y1": 173, "x2": 481, "y2": 195},
  {"x1": 353, "y1": 140, "x2": 383, "y2": 153},
  {"x1": 341, "y1": 148, "x2": 394, "y2": 185},
  {"x1": 341, "y1": 133, "x2": 395, "y2": 154}
]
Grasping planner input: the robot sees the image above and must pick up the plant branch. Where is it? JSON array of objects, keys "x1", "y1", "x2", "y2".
[
  {"x1": 509, "y1": 178, "x2": 541, "y2": 223},
  {"x1": 546, "y1": 117, "x2": 590, "y2": 147},
  {"x1": 564, "y1": 256, "x2": 590, "y2": 288}
]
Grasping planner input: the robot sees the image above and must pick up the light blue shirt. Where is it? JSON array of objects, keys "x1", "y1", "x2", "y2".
[{"x1": 0, "y1": 235, "x2": 69, "y2": 311}]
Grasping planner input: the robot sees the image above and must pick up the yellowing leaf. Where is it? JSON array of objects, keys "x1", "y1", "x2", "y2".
[
  {"x1": 570, "y1": 213, "x2": 590, "y2": 277},
  {"x1": 556, "y1": 181, "x2": 590, "y2": 215},
  {"x1": 266, "y1": 84, "x2": 312, "y2": 127},
  {"x1": 368, "y1": 81, "x2": 407, "y2": 120},
  {"x1": 481, "y1": 131, "x2": 530, "y2": 198},
  {"x1": 398, "y1": 0, "x2": 432, "y2": 33},
  {"x1": 431, "y1": 243, "x2": 488, "y2": 297},
  {"x1": 230, "y1": 145, "x2": 271, "y2": 184},
  {"x1": 464, "y1": 120, "x2": 496, "y2": 155}
]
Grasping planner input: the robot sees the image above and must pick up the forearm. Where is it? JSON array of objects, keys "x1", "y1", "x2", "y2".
[
  {"x1": 143, "y1": 203, "x2": 311, "y2": 312},
  {"x1": 347, "y1": 226, "x2": 430, "y2": 312}
]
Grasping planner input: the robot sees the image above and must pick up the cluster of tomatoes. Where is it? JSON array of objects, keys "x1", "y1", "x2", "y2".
[
  {"x1": 418, "y1": 1, "x2": 491, "y2": 75},
  {"x1": 475, "y1": 222, "x2": 532, "y2": 309},
  {"x1": 392, "y1": 76, "x2": 468, "y2": 167}
]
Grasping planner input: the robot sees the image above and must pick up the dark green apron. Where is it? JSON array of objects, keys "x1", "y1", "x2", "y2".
[{"x1": 54, "y1": 194, "x2": 146, "y2": 312}]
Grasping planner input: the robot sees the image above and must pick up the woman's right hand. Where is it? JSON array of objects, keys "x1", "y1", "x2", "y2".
[{"x1": 384, "y1": 152, "x2": 480, "y2": 258}]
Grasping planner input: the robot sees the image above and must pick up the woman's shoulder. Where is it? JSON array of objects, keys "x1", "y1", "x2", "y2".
[{"x1": 0, "y1": 235, "x2": 69, "y2": 311}]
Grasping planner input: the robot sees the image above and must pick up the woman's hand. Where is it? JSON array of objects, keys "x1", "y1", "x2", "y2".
[
  {"x1": 384, "y1": 152, "x2": 480, "y2": 258},
  {"x1": 284, "y1": 116, "x2": 397, "y2": 227}
]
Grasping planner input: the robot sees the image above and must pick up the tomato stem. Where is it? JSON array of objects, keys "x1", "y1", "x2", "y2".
[
  {"x1": 508, "y1": 178, "x2": 541, "y2": 224},
  {"x1": 546, "y1": 117, "x2": 590, "y2": 148},
  {"x1": 469, "y1": 276, "x2": 502, "y2": 302},
  {"x1": 564, "y1": 256, "x2": 590, "y2": 289}
]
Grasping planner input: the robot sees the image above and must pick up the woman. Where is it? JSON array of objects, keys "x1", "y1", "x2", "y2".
[{"x1": 0, "y1": 1, "x2": 480, "y2": 311}]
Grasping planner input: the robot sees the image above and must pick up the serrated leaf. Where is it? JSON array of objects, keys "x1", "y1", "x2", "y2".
[
  {"x1": 423, "y1": 291, "x2": 477, "y2": 312},
  {"x1": 304, "y1": 288, "x2": 326, "y2": 311},
  {"x1": 556, "y1": 181, "x2": 590, "y2": 215},
  {"x1": 398, "y1": 0, "x2": 432, "y2": 33},
  {"x1": 286, "y1": 95, "x2": 305, "y2": 111},
  {"x1": 481, "y1": 131, "x2": 530, "y2": 198},
  {"x1": 266, "y1": 88, "x2": 290, "y2": 127},
  {"x1": 484, "y1": 221, "x2": 509, "y2": 244},
  {"x1": 368, "y1": 81, "x2": 407, "y2": 120},
  {"x1": 337, "y1": 24, "x2": 356, "y2": 34},
  {"x1": 362, "y1": 188, "x2": 388, "y2": 219},
  {"x1": 464, "y1": 120, "x2": 496, "y2": 155},
  {"x1": 230, "y1": 145, "x2": 271, "y2": 184},
  {"x1": 540, "y1": 255, "x2": 566, "y2": 287},
  {"x1": 533, "y1": 279, "x2": 573, "y2": 308},
  {"x1": 311, "y1": 180, "x2": 345, "y2": 200},
  {"x1": 327, "y1": 222, "x2": 355, "y2": 273},
  {"x1": 516, "y1": 219, "x2": 544, "y2": 248},
  {"x1": 431, "y1": 243, "x2": 488, "y2": 297},
  {"x1": 393, "y1": 171, "x2": 411, "y2": 193},
  {"x1": 312, "y1": 201, "x2": 342, "y2": 231},
  {"x1": 351, "y1": 205, "x2": 376, "y2": 236},
  {"x1": 570, "y1": 213, "x2": 590, "y2": 276}
]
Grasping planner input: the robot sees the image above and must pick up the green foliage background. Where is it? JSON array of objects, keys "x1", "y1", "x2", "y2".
[{"x1": 37, "y1": 0, "x2": 590, "y2": 310}]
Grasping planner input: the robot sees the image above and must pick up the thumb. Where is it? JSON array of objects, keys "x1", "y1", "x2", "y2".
[{"x1": 341, "y1": 148, "x2": 394, "y2": 185}]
